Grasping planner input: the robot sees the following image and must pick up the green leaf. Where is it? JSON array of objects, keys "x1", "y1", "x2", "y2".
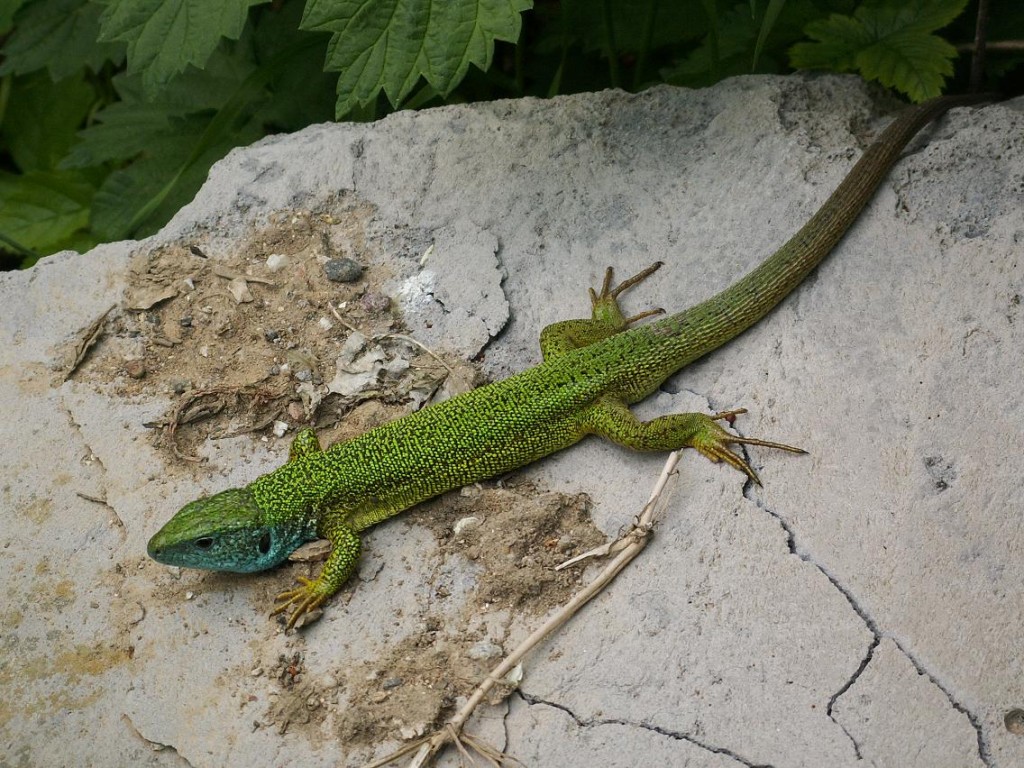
[
  {"x1": 251, "y1": 0, "x2": 336, "y2": 130},
  {"x1": 63, "y1": 43, "x2": 262, "y2": 169},
  {"x1": 857, "y1": 29, "x2": 956, "y2": 102},
  {"x1": 789, "y1": 0, "x2": 968, "y2": 101},
  {"x1": 753, "y1": 0, "x2": 789, "y2": 70},
  {"x1": 96, "y1": 0, "x2": 269, "y2": 95},
  {"x1": 790, "y1": 12, "x2": 870, "y2": 71},
  {"x1": 89, "y1": 133, "x2": 246, "y2": 239},
  {"x1": 0, "y1": 0, "x2": 29, "y2": 33},
  {"x1": 86, "y1": 36, "x2": 311, "y2": 239},
  {"x1": 300, "y1": 0, "x2": 532, "y2": 117},
  {"x1": 0, "y1": 169, "x2": 97, "y2": 251},
  {"x1": 61, "y1": 104, "x2": 193, "y2": 168},
  {"x1": 0, "y1": 0, "x2": 126, "y2": 79},
  {"x1": 561, "y1": 0, "x2": 705, "y2": 54},
  {"x1": 1, "y1": 71, "x2": 96, "y2": 171},
  {"x1": 664, "y1": 0, "x2": 821, "y2": 86}
]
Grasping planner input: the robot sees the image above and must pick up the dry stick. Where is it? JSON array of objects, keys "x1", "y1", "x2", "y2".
[
  {"x1": 364, "y1": 449, "x2": 684, "y2": 768},
  {"x1": 970, "y1": 0, "x2": 991, "y2": 94}
]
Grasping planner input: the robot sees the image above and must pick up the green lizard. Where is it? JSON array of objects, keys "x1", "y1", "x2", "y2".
[{"x1": 148, "y1": 94, "x2": 985, "y2": 630}]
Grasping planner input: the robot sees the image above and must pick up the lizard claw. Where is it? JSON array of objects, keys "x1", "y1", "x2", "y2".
[
  {"x1": 696, "y1": 409, "x2": 806, "y2": 486},
  {"x1": 272, "y1": 576, "x2": 328, "y2": 630}
]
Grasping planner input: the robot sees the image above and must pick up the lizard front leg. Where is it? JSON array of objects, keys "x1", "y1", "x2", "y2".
[{"x1": 271, "y1": 516, "x2": 361, "y2": 630}]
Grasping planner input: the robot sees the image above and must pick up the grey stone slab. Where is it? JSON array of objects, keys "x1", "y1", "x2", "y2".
[{"x1": 1, "y1": 76, "x2": 1020, "y2": 768}]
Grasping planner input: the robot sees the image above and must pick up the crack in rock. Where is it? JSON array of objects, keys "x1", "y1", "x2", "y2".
[
  {"x1": 517, "y1": 691, "x2": 774, "y2": 768},
  {"x1": 121, "y1": 713, "x2": 192, "y2": 767},
  {"x1": 60, "y1": 393, "x2": 126, "y2": 536},
  {"x1": 735, "y1": 445, "x2": 991, "y2": 766},
  {"x1": 890, "y1": 638, "x2": 992, "y2": 766}
]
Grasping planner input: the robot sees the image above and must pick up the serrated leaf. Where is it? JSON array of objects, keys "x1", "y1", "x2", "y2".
[
  {"x1": 790, "y1": 12, "x2": 871, "y2": 71},
  {"x1": 89, "y1": 137, "x2": 198, "y2": 239},
  {"x1": 0, "y1": 0, "x2": 29, "y2": 34},
  {"x1": 87, "y1": 36, "x2": 303, "y2": 239},
  {"x1": 562, "y1": 0, "x2": 706, "y2": 55},
  {"x1": 0, "y1": 169, "x2": 97, "y2": 251},
  {"x1": 856, "y1": 30, "x2": 956, "y2": 102},
  {"x1": 114, "y1": 43, "x2": 261, "y2": 113},
  {"x1": 858, "y1": 0, "x2": 965, "y2": 35},
  {"x1": 789, "y1": 0, "x2": 968, "y2": 101},
  {"x1": 61, "y1": 105, "x2": 196, "y2": 168},
  {"x1": 90, "y1": 123, "x2": 259, "y2": 239},
  {"x1": 96, "y1": 0, "x2": 269, "y2": 95},
  {"x1": 0, "y1": 0, "x2": 125, "y2": 79},
  {"x1": 2, "y1": 71, "x2": 96, "y2": 171},
  {"x1": 665, "y1": 0, "x2": 822, "y2": 86},
  {"x1": 301, "y1": 0, "x2": 532, "y2": 117},
  {"x1": 62, "y1": 43, "x2": 262, "y2": 168},
  {"x1": 252, "y1": 0, "x2": 335, "y2": 130}
]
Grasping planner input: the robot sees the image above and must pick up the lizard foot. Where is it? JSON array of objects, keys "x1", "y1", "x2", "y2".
[
  {"x1": 271, "y1": 576, "x2": 330, "y2": 630},
  {"x1": 695, "y1": 408, "x2": 805, "y2": 486},
  {"x1": 589, "y1": 262, "x2": 666, "y2": 327}
]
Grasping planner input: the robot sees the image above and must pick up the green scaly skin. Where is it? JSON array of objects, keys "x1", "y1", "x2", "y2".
[{"x1": 148, "y1": 95, "x2": 985, "y2": 629}]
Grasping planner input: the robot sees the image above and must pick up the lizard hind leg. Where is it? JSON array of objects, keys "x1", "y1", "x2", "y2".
[
  {"x1": 579, "y1": 397, "x2": 805, "y2": 485},
  {"x1": 540, "y1": 262, "x2": 666, "y2": 359}
]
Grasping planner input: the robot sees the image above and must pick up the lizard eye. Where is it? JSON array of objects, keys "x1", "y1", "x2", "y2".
[
  {"x1": 258, "y1": 531, "x2": 272, "y2": 555},
  {"x1": 195, "y1": 537, "x2": 214, "y2": 550}
]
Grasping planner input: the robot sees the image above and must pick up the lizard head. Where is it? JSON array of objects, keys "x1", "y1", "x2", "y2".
[{"x1": 147, "y1": 487, "x2": 309, "y2": 573}]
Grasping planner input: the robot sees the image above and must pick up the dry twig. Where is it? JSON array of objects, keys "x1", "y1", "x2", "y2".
[
  {"x1": 365, "y1": 450, "x2": 684, "y2": 768},
  {"x1": 64, "y1": 305, "x2": 116, "y2": 380}
]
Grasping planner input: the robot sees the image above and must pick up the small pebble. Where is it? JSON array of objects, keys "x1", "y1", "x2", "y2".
[
  {"x1": 264, "y1": 329, "x2": 280, "y2": 342},
  {"x1": 179, "y1": 316, "x2": 193, "y2": 328},
  {"x1": 323, "y1": 258, "x2": 363, "y2": 283},
  {"x1": 265, "y1": 253, "x2": 289, "y2": 272},
  {"x1": 360, "y1": 292, "x2": 391, "y2": 313},
  {"x1": 228, "y1": 277, "x2": 253, "y2": 303},
  {"x1": 453, "y1": 516, "x2": 481, "y2": 535},
  {"x1": 170, "y1": 379, "x2": 191, "y2": 394},
  {"x1": 294, "y1": 369, "x2": 312, "y2": 382},
  {"x1": 320, "y1": 673, "x2": 338, "y2": 688},
  {"x1": 124, "y1": 360, "x2": 146, "y2": 379},
  {"x1": 382, "y1": 677, "x2": 404, "y2": 690},
  {"x1": 467, "y1": 641, "x2": 502, "y2": 660}
]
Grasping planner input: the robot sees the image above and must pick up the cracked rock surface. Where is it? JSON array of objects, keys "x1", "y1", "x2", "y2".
[{"x1": 2, "y1": 77, "x2": 1022, "y2": 767}]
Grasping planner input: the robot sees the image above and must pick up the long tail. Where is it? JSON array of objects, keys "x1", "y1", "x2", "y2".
[{"x1": 648, "y1": 93, "x2": 989, "y2": 366}]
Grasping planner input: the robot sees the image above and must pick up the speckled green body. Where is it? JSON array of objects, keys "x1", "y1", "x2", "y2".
[{"x1": 148, "y1": 95, "x2": 983, "y2": 628}]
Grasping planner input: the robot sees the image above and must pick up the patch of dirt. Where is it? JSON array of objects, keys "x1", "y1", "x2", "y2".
[
  {"x1": 412, "y1": 484, "x2": 604, "y2": 615},
  {"x1": 264, "y1": 483, "x2": 607, "y2": 750},
  {"x1": 68, "y1": 192, "x2": 478, "y2": 463}
]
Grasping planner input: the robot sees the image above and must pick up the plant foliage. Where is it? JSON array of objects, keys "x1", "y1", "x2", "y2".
[{"x1": 0, "y1": 0, "x2": 1017, "y2": 267}]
